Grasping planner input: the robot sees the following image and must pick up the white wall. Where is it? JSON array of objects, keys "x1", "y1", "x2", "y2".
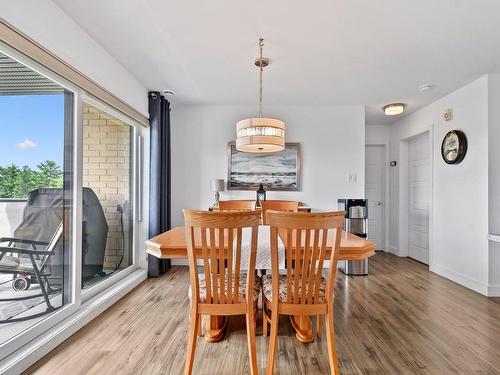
[
  {"x1": 0, "y1": 0, "x2": 148, "y2": 115},
  {"x1": 171, "y1": 105, "x2": 365, "y2": 226},
  {"x1": 390, "y1": 76, "x2": 490, "y2": 295},
  {"x1": 366, "y1": 124, "x2": 391, "y2": 144}
]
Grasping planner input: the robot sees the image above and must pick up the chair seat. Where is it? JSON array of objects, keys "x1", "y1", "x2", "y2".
[
  {"x1": 0, "y1": 255, "x2": 43, "y2": 271},
  {"x1": 262, "y1": 274, "x2": 327, "y2": 304},
  {"x1": 189, "y1": 273, "x2": 261, "y2": 303}
]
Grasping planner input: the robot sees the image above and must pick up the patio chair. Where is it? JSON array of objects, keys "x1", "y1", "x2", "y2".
[{"x1": 0, "y1": 222, "x2": 63, "y2": 323}]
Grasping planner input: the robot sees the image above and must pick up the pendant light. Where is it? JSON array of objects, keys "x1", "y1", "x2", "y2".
[{"x1": 236, "y1": 38, "x2": 285, "y2": 153}]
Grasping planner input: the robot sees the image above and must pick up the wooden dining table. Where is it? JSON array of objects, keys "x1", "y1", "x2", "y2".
[{"x1": 146, "y1": 225, "x2": 376, "y2": 343}]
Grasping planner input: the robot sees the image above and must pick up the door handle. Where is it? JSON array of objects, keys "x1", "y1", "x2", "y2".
[{"x1": 375, "y1": 201, "x2": 382, "y2": 206}]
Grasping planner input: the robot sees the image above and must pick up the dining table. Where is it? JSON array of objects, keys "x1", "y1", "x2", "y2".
[{"x1": 145, "y1": 224, "x2": 376, "y2": 343}]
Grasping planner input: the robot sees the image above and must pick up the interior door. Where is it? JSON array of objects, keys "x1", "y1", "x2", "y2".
[
  {"x1": 408, "y1": 132, "x2": 431, "y2": 264},
  {"x1": 365, "y1": 145, "x2": 384, "y2": 250}
]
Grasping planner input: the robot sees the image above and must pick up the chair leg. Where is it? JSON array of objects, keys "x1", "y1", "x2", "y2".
[
  {"x1": 197, "y1": 315, "x2": 202, "y2": 337},
  {"x1": 246, "y1": 307, "x2": 258, "y2": 375},
  {"x1": 325, "y1": 309, "x2": 340, "y2": 375},
  {"x1": 29, "y1": 254, "x2": 53, "y2": 311},
  {"x1": 317, "y1": 315, "x2": 322, "y2": 337},
  {"x1": 263, "y1": 311, "x2": 268, "y2": 336},
  {"x1": 266, "y1": 308, "x2": 279, "y2": 375},
  {"x1": 184, "y1": 307, "x2": 199, "y2": 375}
]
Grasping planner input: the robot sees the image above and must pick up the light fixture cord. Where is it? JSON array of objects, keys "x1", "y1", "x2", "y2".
[{"x1": 259, "y1": 38, "x2": 264, "y2": 118}]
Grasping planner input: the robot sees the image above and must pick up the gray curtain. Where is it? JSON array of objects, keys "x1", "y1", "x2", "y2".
[{"x1": 147, "y1": 91, "x2": 171, "y2": 277}]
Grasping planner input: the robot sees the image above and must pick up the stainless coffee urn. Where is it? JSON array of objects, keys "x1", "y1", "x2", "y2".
[{"x1": 337, "y1": 199, "x2": 369, "y2": 275}]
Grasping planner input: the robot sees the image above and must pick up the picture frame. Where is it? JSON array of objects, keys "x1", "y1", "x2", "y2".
[{"x1": 227, "y1": 142, "x2": 301, "y2": 191}]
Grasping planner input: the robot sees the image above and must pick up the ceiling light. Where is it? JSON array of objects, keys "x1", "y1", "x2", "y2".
[
  {"x1": 383, "y1": 103, "x2": 406, "y2": 116},
  {"x1": 236, "y1": 38, "x2": 285, "y2": 153},
  {"x1": 418, "y1": 84, "x2": 434, "y2": 92}
]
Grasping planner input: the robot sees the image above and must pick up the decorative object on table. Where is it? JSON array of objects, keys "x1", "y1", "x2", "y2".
[
  {"x1": 227, "y1": 142, "x2": 300, "y2": 191},
  {"x1": 210, "y1": 179, "x2": 225, "y2": 206},
  {"x1": 337, "y1": 199, "x2": 369, "y2": 275},
  {"x1": 441, "y1": 130, "x2": 467, "y2": 164},
  {"x1": 235, "y1": 38, "x2": 285, "y2": 153},
  {"x1": 256, "y1": 183, "x2": 266, "y2": 207}
]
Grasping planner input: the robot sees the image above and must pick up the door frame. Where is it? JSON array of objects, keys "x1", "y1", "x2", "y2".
[
  {"x1": 365, "y1": 141, "x2": 390, "y2": 252},
  {"x1": 398, "y1": 128, "x2": 434, "y2": 267}
]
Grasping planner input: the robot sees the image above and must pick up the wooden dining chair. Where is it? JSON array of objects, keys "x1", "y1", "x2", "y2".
[
  {"x1": 183, "y1": 209, "x2": 262, "y2": 375},
  {"x1": 260, "y1": 200, "x2": 299, "y2": 225},
  {"x1": 262, "y1": 211, "x2": 345, "y2": 375},
  {"x1": 219, "y1": 200, "x2": 257, "y2": 212}
]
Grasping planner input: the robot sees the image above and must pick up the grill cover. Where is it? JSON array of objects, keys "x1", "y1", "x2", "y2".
[{"x1": 13, "y1": 187, "x2": 108, "y2": 281}]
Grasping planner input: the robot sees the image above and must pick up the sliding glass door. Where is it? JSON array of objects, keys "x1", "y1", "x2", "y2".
[
  {"x1": 0, "y1": 49, "x2": 77, "y2": 356},
  {"x1": 0, "y1": 41, "x2": 145, "y2": 363}
]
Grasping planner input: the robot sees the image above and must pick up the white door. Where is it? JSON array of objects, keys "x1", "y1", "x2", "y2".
[
  {"x1": 408, "y1": 132, "x2": 431, "y2": 264},
  {"x1": 365, "y1": 145, "x2": 385, "y2": 250}
]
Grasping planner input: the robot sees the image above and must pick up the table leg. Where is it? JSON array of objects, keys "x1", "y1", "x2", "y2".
[
  {"x1": 290, "y1": 315, "x2": 314, "y2": 343},
  {"x1": 205, "y1": 315, "x2": 228, "y2": 342}
]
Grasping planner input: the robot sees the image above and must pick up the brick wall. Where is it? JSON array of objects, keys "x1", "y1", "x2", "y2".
[{"x1": 82, "y1": 104, "x2": 131, "y2": 270}]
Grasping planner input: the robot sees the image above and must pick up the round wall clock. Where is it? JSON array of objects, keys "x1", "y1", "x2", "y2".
[{"x1": 441, "y1": 130, "x2": 467, "y2": 164}]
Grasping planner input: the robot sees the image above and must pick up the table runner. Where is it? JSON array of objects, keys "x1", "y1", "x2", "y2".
[{"x1": 240, "y1": 225, "x2": 285, "y2": 270}]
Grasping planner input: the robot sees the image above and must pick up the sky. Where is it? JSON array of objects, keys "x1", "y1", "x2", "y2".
[{"x1": 0, "y1": 94, "x2": 65, "y2": 169}]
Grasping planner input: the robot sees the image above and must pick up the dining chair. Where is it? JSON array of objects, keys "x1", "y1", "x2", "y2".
[
  {"x1": 183, "y1": 209, "x2": 262, "y2": 375},
  {"x1": 262, "y1": 211, "x2": 345, "y2": 375},
  {"x1": 260, "y1": 200, "x2": 299, "y2": 225},
  {"x1": 219, "y1": 199, "x2": 257, "y2": 212}
]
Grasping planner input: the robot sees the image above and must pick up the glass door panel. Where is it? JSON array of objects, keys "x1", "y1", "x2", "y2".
[
  {"x1": 0, "y1": 51, "x2": 74, "y2": 347},
  {"x1": 81, "y1": 102, "x2": 134, "y2": 290}
]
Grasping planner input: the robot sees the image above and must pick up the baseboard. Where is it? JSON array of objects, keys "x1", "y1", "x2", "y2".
[
  {"x1": 429, "y1": 263, "x2": 488, "y2": 296},
  {"x1": 487, "y1": 285, "x2": 500, "y2": 297},
  {"x1": 171, "y1": 259, "x2": 188, "y2": 266},
  {"x1": 389, "y1": 246, "x2": 400, "y2": 256},
  {"x1": 0, "y1": 269, "x2": 147, "y2": 375}
]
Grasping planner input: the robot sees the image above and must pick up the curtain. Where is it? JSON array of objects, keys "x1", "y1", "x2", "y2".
[{"x1": 147, "y1": 91, "x2": 171, "y2": 277}]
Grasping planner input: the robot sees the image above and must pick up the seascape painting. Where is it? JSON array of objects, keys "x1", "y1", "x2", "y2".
[{"x1": 227, "y1": 142, "x2": 300, "y2": 191}]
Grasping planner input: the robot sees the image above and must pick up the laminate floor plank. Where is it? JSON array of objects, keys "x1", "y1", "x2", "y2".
[{"x1": 25, "y1": 254, "x2": 500, "y2": 374}]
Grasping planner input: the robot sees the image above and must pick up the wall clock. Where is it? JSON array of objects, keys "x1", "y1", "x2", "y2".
[{"x1": 441, "y1": 130, "x2": 467, "y2": 164}]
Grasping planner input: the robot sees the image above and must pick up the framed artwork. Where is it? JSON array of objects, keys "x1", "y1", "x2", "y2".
[{"x1": 227, "y1": 142, "x2": 300, "y2": 191}]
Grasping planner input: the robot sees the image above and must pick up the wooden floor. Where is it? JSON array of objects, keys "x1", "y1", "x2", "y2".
[{"x1": 26, "y1": 253, "x2": 500, "y2": 374}]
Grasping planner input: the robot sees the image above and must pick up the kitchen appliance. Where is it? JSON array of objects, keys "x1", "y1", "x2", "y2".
[{"x1": 337, "y1": 199, "x2": 369, "y2": 275}]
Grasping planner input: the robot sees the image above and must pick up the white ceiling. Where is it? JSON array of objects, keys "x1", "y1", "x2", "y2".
[{"x1": 53, "y1": 0, "x2": 500, "y2": 124}]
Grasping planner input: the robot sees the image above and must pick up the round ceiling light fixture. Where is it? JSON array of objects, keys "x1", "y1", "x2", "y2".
[
  {"x1": 418, "y1": 83, "x2": 434, "y2": 92},
  {"x1": 383, "y1": 103, "x2": 406, "y2": 116},
  {"x1": 236, "y1": 38, "x2": 285, "y2": 153}
]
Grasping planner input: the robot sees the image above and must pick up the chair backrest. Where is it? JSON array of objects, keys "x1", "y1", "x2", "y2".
[
  {"x1": 268, "y1": 211, "x2": 345, "y2": 305},
  {"x1": 40, "y1": 222, "x2": 64, "y2": 268},
  {"x1": 183, "y1": 209, "x2": 261, "y2": 305},
  {"x1": 261, "y1": 200, "x2": 299, "y2": 225},
  {"x1": 218, "y1": 200, "x2": 256, "y2": 212}
]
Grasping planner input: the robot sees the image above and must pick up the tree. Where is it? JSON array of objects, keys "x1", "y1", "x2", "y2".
[
  {"x1": 0, "y1": 161, "x2": 63, "y2": 198},
  {"x1": 0, "y1": 164, "x2": 20, "y2": 198},
  {"x1": 36, "y1": 160, "x2": 63, "y2": 189}
]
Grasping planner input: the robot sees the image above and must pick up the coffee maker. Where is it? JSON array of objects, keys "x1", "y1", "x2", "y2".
[{"x1": 337, "y1": 199, "x2": 369, "y2": 275}]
